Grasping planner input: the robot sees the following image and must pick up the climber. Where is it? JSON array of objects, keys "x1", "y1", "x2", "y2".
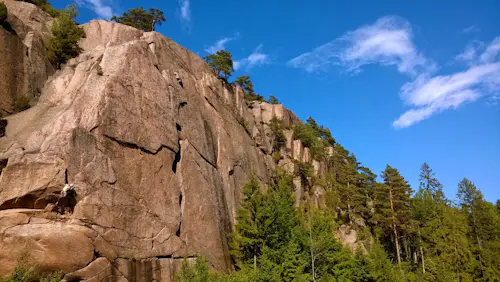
[
  {"x1": 55, "y1": 183, "x2": 77, "y2": 214},
  {"x1": 60, "y1": 183, "x2": 74, "y2": 198}
]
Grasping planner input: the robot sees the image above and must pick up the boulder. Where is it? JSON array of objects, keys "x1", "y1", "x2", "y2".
[{"x1": 0, "y1": 221, "x2": 95, "y2": 276}]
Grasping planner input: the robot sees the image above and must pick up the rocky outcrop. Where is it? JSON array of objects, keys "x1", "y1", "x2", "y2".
[
  {"x1": 0, "y1": 19, "x2": 334, "y2": 280},
  {"x1": 0, "y1": 0, "x2": 54, "y2": 116}
]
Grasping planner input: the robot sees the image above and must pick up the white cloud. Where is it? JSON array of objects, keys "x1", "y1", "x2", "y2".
[
  {"x1": 289, "y1": 16, "x2": 500, "y2": 128},
  {"x1": 234, "y1": 44, "x2": 271, "y2": 71},
  {"x1": 288, "y1": 16, "x2": 435, "y2": 75},
  {"x1": 393, "y1": 63, "x2": 500, "y2": 128},
  {"x1": 462, "y1": 25, "x2": 480, "y2": 34},
  {"x1": 456, "y1": 37, "x2": 500, "y2": 65},
  {"x1": 76, "y1": 0, "x2": 113, "y2": 19},
  {"x1": 205, "y1": 34, "x2": 239, "y2": 54},
  {"x1": 179, "y1": 0, "x2": 191, "y2": 23},
  {"x1": 455, "y1": 43, "x2": 481, "y2": 65},
  {"x1": 480, "y1": 37, "x2": 500, "y2": 64}
]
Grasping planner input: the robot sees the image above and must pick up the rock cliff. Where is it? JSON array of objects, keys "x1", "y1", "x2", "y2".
[
  {"x1": 0, "y1": 0, "x2": 54, "y2": 116},
  {"x1": 0, "y1": 18, "x2": 331, "y2": 281}
]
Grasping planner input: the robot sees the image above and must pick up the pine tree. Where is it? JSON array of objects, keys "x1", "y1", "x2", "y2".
[
  {"x1": 47, "y1": 4, "x2": 85, "y2": 68},
  {"x1": 412, "y1": 162, "x2": 445, "y2": 275},
  {"x1": 268, "y1": 95, "x2": 279, "y2": 104},
  {"x1": 205, "y1": 50, "x2": 234, "y2": 81},
  {"x1": 356, "y1": 166, "x2": 377, "y2": 222},
  {"x1": 333, "y1": 152, "x2": 366, "y2": 225},
  {"x1": 374, "y1": 165, "x2": 413, "y2": 265},
  {"x1": 111, "y1": 7, "x2": 165, "y2": 31},
  {"x1": 234, "y1": 76, "x2": 255, "y2": 94}
]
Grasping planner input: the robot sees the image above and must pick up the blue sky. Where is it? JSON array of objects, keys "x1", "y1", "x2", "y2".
[{"x1": 53, "y1": 0, "x2": 500, "y2": 202}]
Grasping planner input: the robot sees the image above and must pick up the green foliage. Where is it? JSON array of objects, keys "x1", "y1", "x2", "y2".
[
  {"x1": 0, "y1": 2, "x2": 7, "y2": 23},
  {"x1": 19, "y1": 0, "x2": 60, "y2": 17},
  {"x1": 373, "y1": 165, "x2": 413, "y2": 265},
  {"x1": 306, "y1": 116, "x2": 335, "y2": 146},
  {"x1": 268, "y1": 95, "x2": 279, "y2": 104},
  {"x1": 13, "y1": 96, "x2": 31, "y2": 112},
  {"x1": 40, "y1": 272, "x2": 63, "y2": 282},
  {"x1": 272, "y1": 152, "x2": 281, "y2": 163},
  {"x1": 47, "y1": 4, "x2": 85, "y2": 69},
  {"x1": 226, "y1": 158, "x2": 498, "y2": 282},
  {"x1": 230, "y1": 176, "x2": 265, "y2": 267},
  {"x1": 293, "y1": 117, "x2": 336, "y2": 160},
  {"x1": 419, "y1": 162, "x2": 445, "y2": 203},
  {"x1": 244, "y1": 92, "x2": 265, "y2": 102},
  {"x1": 205, "y1": 50, "x2": 234, "y2": 80},
  {"x1": 1, "y1": 252, "x2": 34, "y2": 282},
  {"x1": 457, "y1": 178, "x2": 500, "y2": 281},
  {"x1": 295, "y1": 161, "x2": 313, "y2": 187},
  {"x1": 234, "y1": 75, "x2": 254, "y2": 94},
  {"x1": 111, "y1": 7, "x2": 165, "y2": 32},
  {"x1": 234, "y1": 75, "x2": 265, "y2": 102},
  {"x1": 175, "y1": 256, "x2": 215, "y2": 282},
  {"x1": 269, "y1": 117, "x2": 287, "y2": 152},
  {"x1": 228, "y1": 171, "x2": 376, "y2": 281},
  {"x1": 293, "y1": 123, "x2": 325, "y2": 159}
]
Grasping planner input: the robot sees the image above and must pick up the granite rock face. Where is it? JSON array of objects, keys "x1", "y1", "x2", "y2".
[
  {"x1": 0, "y1": 19, "x2": 335, "y2": 280},
  {"x1": 0, "y1": 0, "x2": 54, "y2": 116}
]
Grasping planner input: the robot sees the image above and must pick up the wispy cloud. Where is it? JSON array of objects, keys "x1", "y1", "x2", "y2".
[
  {"x1": 393, "y1": 63, "x2": 500, "y2": 128},
  {"x1": 288, "y1": 16, "x2": 435, "y2": 75},
  {"x1": 462, "y1": 25, "x2": 480, "y2": 34},
  {"x1": 455, "y1": 42, "x2": 482, "y2": 65},
  {"x1": 234, "y1": 44, "x2": 271, "y2": 71},
  {"x1": 179, "y1": 0, "x2": 191, "y2": 24},
  {"x1": 289, "y1": 16, "x2": 500, "y2": 128},
  {"x1": 456, "y1": 37, "x2": 500, "y2": 65},
  {"x1": 76, "y1": 0, "x2": 113, "y2": 19},
  {"x1": 394, "y1": 37, "x2": 500, "y2": 128},
  {"x1": 205, "y1": 34, "x2": 239, "y2": 54}
]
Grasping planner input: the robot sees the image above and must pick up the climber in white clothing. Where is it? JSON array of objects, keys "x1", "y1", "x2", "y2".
[{"x1": 56, "y1": 183, "x2": 76, "y2": 214}]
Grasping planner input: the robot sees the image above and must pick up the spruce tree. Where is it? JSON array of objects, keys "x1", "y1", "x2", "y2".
[
  {"x1": 419, "y1": 162, "x2": 445, "y2": 203},
  {"x1": 458, "y1": 178, "x2": 500, "y2": 280},
  {"x1": 230, "y1": 176, "x2": 265, "y2": 269}
]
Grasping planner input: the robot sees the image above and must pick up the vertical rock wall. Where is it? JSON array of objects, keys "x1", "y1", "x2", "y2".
[
  {"x1": 0, "y1": 19, "x2": 334, "y2": 281},
  {"x1": 0, "y1": 0, "x2": 54, "y2": 116}
]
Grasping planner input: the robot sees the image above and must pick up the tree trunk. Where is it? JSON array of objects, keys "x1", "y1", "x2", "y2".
[
  {"x1": 253, "y1": 243, "x2": 257, "y2": 270},
  {"x1": 151, "y1": 19, "x2": 155, "y2": 31},
  {"x1": 308, "y1": 210, "x2": 316, "y2": 282},
  {"x1": 418, "y1": 227, "x2": 425, "y2": 274},
  {"x1": 404, "y1": 237, "x2": 410, "y2": 261},
  {"x1": 347, "y1": 181, "x2": 353, "y2": 225},
  {"x1": 472, "y1": 215, "x2": 486, "y2": 282},
  {"x1": 389, "y1": 189, "x2": 402, "y2": 265},
  {"x1": 454, "y1": 243, "x2": 460, "y2": 280}
]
